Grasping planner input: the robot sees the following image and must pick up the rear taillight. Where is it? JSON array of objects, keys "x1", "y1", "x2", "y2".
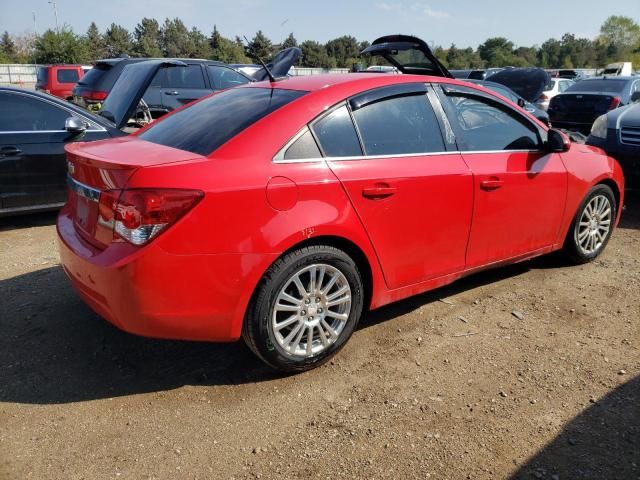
[
  {"x1": 608, "y1": 97, "x2": 621, "y2": 110},
  {"x1": 98, "y1": 189, "x2": 203, "y2": 246},
  {"x1": 86, "y1": 90, "x2": 108, "y2": 101},
  {"x1": 538, "y1": 94, "x2": 549, "y2": 102}
]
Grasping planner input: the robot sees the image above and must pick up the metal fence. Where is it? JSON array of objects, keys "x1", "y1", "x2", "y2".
[
  {"x1": 289, "y1": 67, "x2": 350, "y2": 76},
  {"x1": 0, "y1": 64, "x2": 38, "y2": 88}
]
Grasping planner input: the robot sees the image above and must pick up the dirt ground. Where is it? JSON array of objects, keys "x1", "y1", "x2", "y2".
[{"x1": 1, "y1": 192, "x2": 638, "y2": 480}]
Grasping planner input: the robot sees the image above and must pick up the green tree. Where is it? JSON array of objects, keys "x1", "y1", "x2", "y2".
[
  {"x1": 246, "y1": 30, "x2": 273, "y2": 61},
  {"x1": 599, "y1": 16, "x2": 640, "y2": 54},
  {"x1": 0, "y1": 31, "x2": 17, "y2": 62},
  {"x1": 161, "y1": 18, "x2": 192, "y2": 57},
  {"x1": 104, "y1": 23, "x2": 132, "y2": 57},
  {"x1": 209, "y1": 26, "x2": 249, "y2": 63},
  {"x1": 478, "y1": 37, "x2": 518, "y2": 67},
  {"x1": 281, "y1": 32, "x2": 298, "y2": 49},
  {"x1": 34, "y1": 27, "x2": 88, "y2": 64},
  {"x1": 300, "y1": 40, "x2": 334, "y2": 68},
  {"x1": 325, "y1": 35, "x2": 360, "y2": 68},
  {"x1": 189, "y1": 27, "x2": 212, "y2": 58},
  {"x1": 133, "y1": 18, "x2": 162, "y2": 57},
  {"x1": 85, "y1": 22, "x2": 106, "y2": 61}
]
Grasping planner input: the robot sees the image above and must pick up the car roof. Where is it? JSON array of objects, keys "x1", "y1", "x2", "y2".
[
  {"x1": 245, "y1": 72, "x2": 461, "y2": 93},
  {"x1": 583, "y1": 76, "x2": 636, "y2": 81},
  {"x1": 94, "y1": 57, "x2": 227, "y2": 66}
]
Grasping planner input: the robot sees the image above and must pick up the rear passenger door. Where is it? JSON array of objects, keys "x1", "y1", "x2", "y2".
[
  {"x1": 312, "y1": 84, "x2": 473, "y2": 289},
  {"x1": 161, "y1": 64, "x2": 211, "y2": 111}
]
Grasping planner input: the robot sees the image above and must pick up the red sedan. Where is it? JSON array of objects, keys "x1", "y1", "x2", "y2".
[{"x1": 57, "y1": 36, "x2": 625, "y2": 371}]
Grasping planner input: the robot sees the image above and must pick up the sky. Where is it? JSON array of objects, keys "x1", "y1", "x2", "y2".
[{"x1": 1, "y1": 0, "x2": 639, "y2": 48}]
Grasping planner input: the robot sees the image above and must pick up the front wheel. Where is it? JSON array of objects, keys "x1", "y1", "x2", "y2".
[
  {"x1": 563, "y1": 184, "x2": 616, "y2": 264},
  {"x1": 243, "y1": 245, "x2": 364, "y2": 372}
]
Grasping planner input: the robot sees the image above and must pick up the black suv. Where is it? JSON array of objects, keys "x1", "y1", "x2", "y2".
[{"x1": 72, "y1": 58, "x2": 252, "y2": 117}]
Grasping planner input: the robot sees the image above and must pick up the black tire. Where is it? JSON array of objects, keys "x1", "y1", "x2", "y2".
[
  {"x1": 563, "y1": 184, "x2": 616, "y2": 264},
  {"x1": 242, "y1": 245, "x2": 364, "y2": 372}
]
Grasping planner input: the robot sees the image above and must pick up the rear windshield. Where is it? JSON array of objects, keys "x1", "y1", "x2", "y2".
[
  {"x1": 138, "y1": 87, "x2": 307, "y2": 156},
  {"x1": 36, "y1": 67, "x2": 48, "y2": 87},
  {"x1": 77, "y1": 62, "x2": 114, "y2": 89},
  {"x1": 57, "y1": 69, "x2": 80, "y2": 83},
  {"x1": 566, "y1": 79, "x2": 627, "y2": 94}
]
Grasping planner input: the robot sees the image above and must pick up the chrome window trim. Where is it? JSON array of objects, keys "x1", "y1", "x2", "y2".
[
  {"x1": 0, "y1": 89, "x2": 107, "y2": 133},
  {"x1": 67, "y1": 175, "x2": 101, "y2": 202},
  {"x1": 274, "y1": 149, "x2": 542, "y2": 164}
]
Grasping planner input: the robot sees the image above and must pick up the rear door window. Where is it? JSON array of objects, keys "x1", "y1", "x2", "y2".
[
  {"x1": 164, "y1": 64, "x2": 206, "y2": 89},
  {"x1": 282, "y1": 128, "x2": 322, "y2": 160},
  {"x1": 57, "y1": 69, "x2": 80, "y2": 83},
  {"x1": 311, "y1": 105, "x2": 362, "y2": 157},
  {"x1": 207, "y1": 66, "x2": 250, "y2": 90},
  {"x1": 0, "y1": 92, "x2": 69, "y2": 131},
  {"x1": 351, "y1": 94, "x2": 445, "y2": 156},
  {"x1": 138, "y1": 87, "x2": 306, "y2": 156}
]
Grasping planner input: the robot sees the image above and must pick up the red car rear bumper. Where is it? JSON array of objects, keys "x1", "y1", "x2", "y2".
[{"x1": 57, "y1": 207, "x2": 276, "y2": 342}]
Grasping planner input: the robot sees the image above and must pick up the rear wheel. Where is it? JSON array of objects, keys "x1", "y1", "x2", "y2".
[
  {"x1": 563, "y1": 184, "x2": 616, "y2": 264},
  {"x1": 243, "y1": 245, "x2": 364, "y2": 372}
]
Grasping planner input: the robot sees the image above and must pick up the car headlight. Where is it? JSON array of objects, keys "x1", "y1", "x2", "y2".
[{"x1": 590, "y1": 114, "x2": 608, "y2": 139}]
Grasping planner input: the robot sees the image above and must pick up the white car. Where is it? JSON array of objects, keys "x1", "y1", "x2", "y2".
[{"x1": 536, "y1": 78, "x2": 574, "y2": 111}]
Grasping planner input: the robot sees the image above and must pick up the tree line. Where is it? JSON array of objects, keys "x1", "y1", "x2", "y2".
[{"x1": 0, "y1": 15, "x2": 638, "y2": 70}]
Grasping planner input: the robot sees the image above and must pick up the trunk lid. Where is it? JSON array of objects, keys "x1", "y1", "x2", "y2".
[
  {"x1": 362, "y1": 34, "x2": 452, "y2": 78},
  {"x1": 250, "y1": 47, "x2": 302, "y2": 81},
  {"x1": 65, "y1": 137, "x2": 205, "y2": 248}
]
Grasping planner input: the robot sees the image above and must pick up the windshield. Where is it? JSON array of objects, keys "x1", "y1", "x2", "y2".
[
  {"x1": 138, "y1": 87, "x2": 307, "y2": 156},
  {"x1": 566, "y1": 79, "x2": 627, "y2": 94}
]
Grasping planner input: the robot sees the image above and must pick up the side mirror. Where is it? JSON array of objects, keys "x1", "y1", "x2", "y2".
[
  {"x1": 545, "y1": 128, "x2": 570, "y2": 153},
  {"x1": 631, "y1": 92, "x2": 640, "y2": 103},
  {"x1": 65, "y1": 116, "x2": 88, "y2": 134},
  {"x1": 517, "y1": 98, "x2": 526, "y2": 108}
]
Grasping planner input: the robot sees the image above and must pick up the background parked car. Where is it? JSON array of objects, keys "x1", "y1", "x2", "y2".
[
  {"x1": 35, "y1": 65, "x2": 85, "y2": 100},
  {"x1": 535, "y1": 77, "x2": 574, "y2": 111},
  {"x1": 548, "y1": 76, "x2": 640, "y2": 134},
  {"x1": 587, "y1": 102, "x2": 640, "y2": 184},
  {"x1": 0, "y1": 86, "x2": 124, "y2": 216},
  {"x1": 73, "y1": 57, "x2": 251, "y2": 117},
  {"x1": 465, "y1": 79, "x2": 549, "y2": 125}
]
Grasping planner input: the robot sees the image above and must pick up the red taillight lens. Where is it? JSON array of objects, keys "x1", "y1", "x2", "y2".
[
  {"x1": 98, "y1": 189, "x2": 203, "y2": 246},
  {"x1": 538, "y1": 94, "x2": 549, "y2": 102},
  {"x1": 608, "y1": 96, "x2": 621, "y2": 110},
  {"x1": 86, "y1": 90, "x2": 108, "y2": 101}
]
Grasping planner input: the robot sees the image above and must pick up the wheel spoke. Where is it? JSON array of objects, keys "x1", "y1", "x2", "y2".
[
  {"x1": 321, "y1": 272, "x2": 339, "y2": 295},
  {"x1": 327, "y1": 295, "x2": 351, "y2": 308},
  {"x1": 316, "y1": 266, "x2": 326, "y2": 293},
  {"x1": 274, "y1": 314, "x2": 299, "y2": 330},
  {"x1": 320, "y1": 319, "x2": 338, "y2": 340},
  {"x1": 292, "y1": 276, "x2": 308, "y2": 297},
  {"x1": 278, "y1": 291, "x2": 302, "y2": 307},
  {"x1": 282, "y1": 322, "x2": 304, "y2": 348},
  {"x1": 325, "y1": 310, "x2": 348, "y2": 321},
  {"x1": 306, "y1": 326, "x2": 313, "y2": 356},
  {"x1": 289, "y1": 323, "x2": 306, "y2": 352},
  {"x1": 275, "y1": 302, "x2": 299, "y2": 312},
  {"x1": 578, "y1": 229, "x2": 590, "y2": 241},
  {"x1": 327, "y1": 284, "x2": 349, "y2": 301},
  {"x1": 317, "y1": 322, "x2": 330, "y2": 347},
  {"x1": 309, "y1": 266, "x2": 316, "y2": 293}
]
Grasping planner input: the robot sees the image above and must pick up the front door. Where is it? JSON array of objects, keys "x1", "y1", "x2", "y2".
[
  {"x1": 161, "y1": 64, "x2": 211, "y2": 111},
  {"x1": 312, "y1": 86, "x2": 473, "y2": 289},
  {"x1": 436, "y1": 85, "x2": 567, "y2": 268}
]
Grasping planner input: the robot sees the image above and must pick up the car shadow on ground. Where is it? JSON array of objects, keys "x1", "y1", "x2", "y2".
[
  {"x1": 620, "y1": 188, "x2": 640, "y2": 230},
  {"x1": 510, "y1": 375, "x2": 640, "y2": 480},
  {"x1": 0, "y1": 211, "x2": 58, "y2": 232}
]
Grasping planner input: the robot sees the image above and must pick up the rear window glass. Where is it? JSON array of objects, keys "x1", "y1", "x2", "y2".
[
  {"x1": 36, "y1": 67, "x2": 48, "y2": 87},
  {"x1": 567, "y1": 80, "x2": 627, "y2": 94},
  {"x1": 57, "y1": 69, "x2": 80, "y2": 83},
  {"x1": 138, "y1": 87, "x2": 306, "y2": 156},
  {"x1": 77, "y1": 63, "x2": 113, "y2": 88},
  {"x1": 165, "y1": 64, "x2": 206, "y2": 89}
]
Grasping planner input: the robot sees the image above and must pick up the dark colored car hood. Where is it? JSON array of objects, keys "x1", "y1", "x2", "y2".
[{"x1": 486, "y1": 68, "x2": 551, "y2": 103}]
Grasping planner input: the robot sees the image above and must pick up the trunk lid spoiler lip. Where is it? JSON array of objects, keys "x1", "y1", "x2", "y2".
[{"x1": 362, "y1": 34, "x2": 453, "y2": 79}]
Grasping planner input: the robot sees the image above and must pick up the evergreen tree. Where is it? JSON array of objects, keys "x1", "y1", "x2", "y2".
[
  {"x1": 0, "y1": 31, "x2": 17, "y2": 61},
  {"x1": 104, "y1": 23, "x2": 132, "y2": 57},
  {"x1": 133, "y1": 18, "x2": 162, "y2": 57},
  {"x1": 246, "y1": 30, "x2": 273, "y2": 61},
  {"x1": 282, "y1": 33, "x2": 298, "y2": 49},
  {"x1": 34, "y1": 27, "x2": 88, "y2": 64},
  {"x1": 85, "y1": 22, "x2": 106, "y2": 60}
]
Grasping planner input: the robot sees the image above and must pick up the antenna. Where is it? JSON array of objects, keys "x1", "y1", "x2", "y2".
[{"x1": 243, "y1": 35, "x2": 277, "y2": 83}]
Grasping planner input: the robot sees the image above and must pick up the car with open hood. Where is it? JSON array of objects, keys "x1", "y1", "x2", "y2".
[
  {"x1": 548, "y1": 76, "x2": 640, "y2": 134},
  {"x1": 57, "y1": 35, "x2": 624, "y2": 372},
  {"x1": 1, "y1": 54, "x2": 294, "y2": 217},
  {"x1": 587, "y1": 102, "x2": 640, "y2": 184}
]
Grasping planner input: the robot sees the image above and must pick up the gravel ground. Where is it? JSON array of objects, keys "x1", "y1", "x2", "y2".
[{"x1": 1, "y1": 191, "x2": 638, "y2": 480}]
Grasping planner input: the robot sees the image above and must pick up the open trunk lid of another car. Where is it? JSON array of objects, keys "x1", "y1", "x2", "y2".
[
  {"x1": 98, "y1": 60, "x2": 187, "y2": 130},
  {"x1": 485, "y1": 68, "x2": 551, "y2": 103},
  {"x1": 362, "y1": 35, "x2": 453, "y2": 78}
]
